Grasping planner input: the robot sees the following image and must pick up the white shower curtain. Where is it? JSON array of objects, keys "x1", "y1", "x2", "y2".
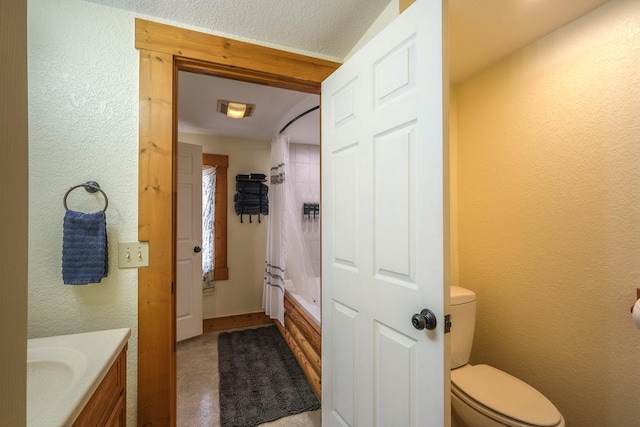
[
  {"x1": 263, "y1": 134, "x2": 289, "y2": 325},
  {"x1": 263, "y1": 134, "x2": 319, "y2": 325}
]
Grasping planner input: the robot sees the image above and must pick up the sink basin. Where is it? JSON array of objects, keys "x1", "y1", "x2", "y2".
[
  {"x1": 26, "y1": 328, "x2": 130, "y2": 426},
  {"x1": 27, "y1": 347, "x2": 87, "y2": 425}
]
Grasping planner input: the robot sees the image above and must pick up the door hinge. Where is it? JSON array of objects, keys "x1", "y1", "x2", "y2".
[{"x1": 444, "y1": 314, "x2": 451, "y2": 334}]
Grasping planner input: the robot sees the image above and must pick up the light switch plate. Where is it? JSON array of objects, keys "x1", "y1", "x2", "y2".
[{"x1": 118, "y1": 242, "x2": 149, "y2": 268}]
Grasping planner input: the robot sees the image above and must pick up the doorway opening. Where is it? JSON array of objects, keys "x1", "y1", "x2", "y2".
[
  {"x1": 175, "y1": 71, "x2": 322, "y2": 423},
  {"x1": 135, "y1": 18, "x2": 339, "y2": 425}
]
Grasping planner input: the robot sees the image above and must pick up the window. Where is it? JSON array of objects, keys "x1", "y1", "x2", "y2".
[{"x1": 203, "y1": 153, "x2": 229, "y2": 280}]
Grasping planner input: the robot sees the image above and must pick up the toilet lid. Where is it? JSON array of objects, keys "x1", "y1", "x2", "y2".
[{"x1": 451, "y1": 365, "x2": 561, "y2": 426}]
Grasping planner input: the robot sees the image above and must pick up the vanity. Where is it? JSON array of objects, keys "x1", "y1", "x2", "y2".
[{"x1": 27, "y1": 328, "x2": 130, "y2": 426}]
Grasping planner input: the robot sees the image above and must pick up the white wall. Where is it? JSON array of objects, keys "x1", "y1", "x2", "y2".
[
  {"x1": 27, "y1": 1, "x2": 340, "y2": 423},
  {"x1": 179, "y1": 133, "x2": 271, "y2": 319},
  {"x1": 27, "y1": 0, "x2": 140, "y2": 420},
  {"x1": 23, "y1": 0, "x2": 421, "y2": 423},
  {"x1": 290, "y1": 143, "x2": 321, "y2": 277},
  {"x1": 1, "y1": 0, "x2": 28, "y2": 424},
  {"x1": 454, "y1": 0, "x2": 640, "y2": 424}
]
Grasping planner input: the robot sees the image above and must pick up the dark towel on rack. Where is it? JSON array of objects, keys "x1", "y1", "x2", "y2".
[
  {"x1": 234, "y1": 193, "x2": 268, "y2": 203},
  {"x1": 62, "y1": 210, "x2": 108, "y2": 285},
  {"x1": 234, "y1": 204, "x2": 269, "y2": 215},
  {"x1": 249, "y1": 173, "x2": 266, "y2": 180},
  {"x1": 236, "y1": 181, "x2": 269, "y2": 195}
]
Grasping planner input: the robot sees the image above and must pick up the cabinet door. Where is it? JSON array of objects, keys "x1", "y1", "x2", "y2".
[{"x1": 73, "y1": 347, "x2": 127, "y2": 426}]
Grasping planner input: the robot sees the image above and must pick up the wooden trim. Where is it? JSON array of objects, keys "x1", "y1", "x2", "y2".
[
  {"x1": 202, "y1": 312, "x2": 272, "y2": 332},
  {"x1": 137, "y1": 49, "x2": 176, "y2": 426},
  {"x1": 202, "y1": 153, "x2": 229, "y2": 281},
  {"x1": 136, "y1": 19, "x2": 338, "y2": 426},
  {"x1": 136, "y1": 19, "x2": 340, "y2": 84},
  {"x1": 177, "y1": 58, "x2": 322, "y2": 95},
  {"x1": 400, "y1": 0, "x2": 416, "y2": 13}
]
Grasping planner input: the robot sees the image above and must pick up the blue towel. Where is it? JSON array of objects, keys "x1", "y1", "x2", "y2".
[{"x1": 62, "y1": 210, "x2": 108, "y2": 285}]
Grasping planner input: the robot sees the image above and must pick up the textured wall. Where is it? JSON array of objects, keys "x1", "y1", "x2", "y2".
[
  {"x1": 25, "y1": 0, "x2": 387, "y2": 423},
  {"x1": 1, "y1": 0, "x2": 28, "y2": 424},
  {"x1": 178, "y1": 134, "x2": 271, "y2": 319},
  {"x1": 290, "y1": 143, "x2": 321, "y2": 278},
  {"x1": 455, "y1": 0, "x2": 640, "y2": 425},
  {"x1": 28, "y1": 0, "x2": 139, "y2": 421}
]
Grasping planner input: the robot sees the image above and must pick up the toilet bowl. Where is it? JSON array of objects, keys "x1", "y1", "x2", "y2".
[
  {"x1": 450, "y1": 286, "x2": 564, "y2": 427},
  {"x1": 451, "y1": 364, "x2": 565, "y2": 427}
]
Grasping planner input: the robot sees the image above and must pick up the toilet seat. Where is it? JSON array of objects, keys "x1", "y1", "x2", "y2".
[{"x1": 451, "y1": 364, "x2": 563, "y2": 427}]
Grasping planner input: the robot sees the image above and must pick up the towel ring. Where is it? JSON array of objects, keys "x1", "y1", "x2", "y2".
[{"x1": 63, "y1": 181, "x2": 109, "y2": 212}]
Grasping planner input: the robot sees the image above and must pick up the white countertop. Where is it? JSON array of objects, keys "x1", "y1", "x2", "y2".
[{"x1": 27, "y1": 327, "x2": 131, "y2": 426}]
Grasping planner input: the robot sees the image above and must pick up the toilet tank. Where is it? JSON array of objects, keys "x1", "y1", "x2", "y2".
[{"x1": 450, "y1": 286, "x2": 477, "y2": 369}]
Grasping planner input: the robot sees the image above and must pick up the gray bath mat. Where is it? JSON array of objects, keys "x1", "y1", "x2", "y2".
[{"x1": 218, "y1": 326, "x2": 320, "y2": 427}]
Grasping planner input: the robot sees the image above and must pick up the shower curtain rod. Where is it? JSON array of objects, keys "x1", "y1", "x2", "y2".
[{"x1": 279, "y1": 105, "x2": 319, "y2": 134}]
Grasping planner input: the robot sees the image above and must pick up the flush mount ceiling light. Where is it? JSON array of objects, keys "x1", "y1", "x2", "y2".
[{"x1": 217, "y1": 100, "x2": 255, "y2": 119}]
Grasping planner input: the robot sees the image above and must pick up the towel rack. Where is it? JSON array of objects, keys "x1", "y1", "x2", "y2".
[{"x1": 63, "y1": 181, "x2": 109, "y2": 212}]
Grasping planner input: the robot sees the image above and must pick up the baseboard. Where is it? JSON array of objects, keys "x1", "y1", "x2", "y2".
[{"x1": 202, "y1": 312, "x2": 272, "y2": 332}]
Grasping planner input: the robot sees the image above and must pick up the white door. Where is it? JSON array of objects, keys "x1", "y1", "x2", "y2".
[
  {"x1": 177, "y1": 142, "x2": 204, "y2": 342},
  {"x1": 321, "y1": 1, "x2": 448, "y2": 426}
]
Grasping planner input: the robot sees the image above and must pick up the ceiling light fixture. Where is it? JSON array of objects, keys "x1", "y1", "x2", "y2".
[{"x1": 217, "y1": 100, "x2": 255, "y2": 119}]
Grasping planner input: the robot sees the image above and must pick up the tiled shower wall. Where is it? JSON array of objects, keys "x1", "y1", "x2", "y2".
[{"x1": 289, "y1": 143, "x2": 320, "y2": 277}]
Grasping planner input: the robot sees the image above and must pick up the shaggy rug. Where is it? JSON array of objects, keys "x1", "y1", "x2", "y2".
[{"x1": 218, "y1": 326, "x2": 320, "y2": 427}]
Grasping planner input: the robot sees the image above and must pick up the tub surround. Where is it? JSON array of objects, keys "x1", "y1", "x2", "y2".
[
  {"x1": 291, "y1": 143, "x2": 321, "y2": 278},
  {"x1": 275, "y1": 292, "x2": 322, "y2": 400},
  {"x1": 27, "y1": 328, "x2": 130, "y2": 426}
]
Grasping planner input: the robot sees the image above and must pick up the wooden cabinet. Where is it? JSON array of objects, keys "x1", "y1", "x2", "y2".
[{"x1": 73, "y1": 345, "x2": 127, "y2": 426}]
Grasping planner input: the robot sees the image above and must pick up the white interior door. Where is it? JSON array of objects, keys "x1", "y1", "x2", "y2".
[
  {"x1": 177, "y1": 142, "x2": 204, "y2": 342},
  {"x1": 321, "y1": 1, "x2": 448, "y2": 425}
]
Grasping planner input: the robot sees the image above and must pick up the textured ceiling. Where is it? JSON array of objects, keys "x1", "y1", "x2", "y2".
[
  {"x1": 85, "y1": 0, "x2": 390, "y2": 60},
  {"x1": 85, "y1": 0, "x2": 610, "y2": 141}
]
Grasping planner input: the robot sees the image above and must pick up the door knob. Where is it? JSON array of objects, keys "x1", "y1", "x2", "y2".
[
  {"x1": 194, "y1": 246, "x2": 202, "y2": 253},
  {"x1": 412, "y1": 309, "x2": 437, "y2": 330}
]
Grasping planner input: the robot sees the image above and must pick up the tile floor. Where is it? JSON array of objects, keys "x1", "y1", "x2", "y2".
[{"x1": 177, "y1": 327, "x2": 321, "y2": 427}]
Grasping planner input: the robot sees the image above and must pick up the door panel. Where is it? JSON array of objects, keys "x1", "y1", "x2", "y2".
[
  {"x1": 330, "y1": 300, "x2": 358, "y2": 426},
  {"x1": 374, "y1": 322, "x2": 416, "y2": 426},
  {"x1": 177, "y1": 142, "x2": 203, "y2": 342},
  {"x1": 322, "y1": 1, "x2": 447, "y2": 426}
]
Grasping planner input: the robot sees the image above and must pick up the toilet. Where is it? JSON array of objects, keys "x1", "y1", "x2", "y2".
[{"x1": 450, "y1": 286, "x2": 565, "y2": 427}]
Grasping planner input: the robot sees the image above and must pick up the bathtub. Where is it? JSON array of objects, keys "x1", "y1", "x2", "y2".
[
  {"x1": 275, "y1": 277, "x2": 322, "y2": 400},
  {"x1": 284, "y1": 278, "x2": 321, "y2": 325}
]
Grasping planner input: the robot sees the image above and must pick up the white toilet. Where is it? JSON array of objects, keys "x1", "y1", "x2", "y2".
[{"x1": 450, "y1": 286, "x2": 565, "y2": 427}]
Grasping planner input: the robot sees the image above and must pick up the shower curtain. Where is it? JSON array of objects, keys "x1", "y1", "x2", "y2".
[
  {"x1": 263, "y1": 134, "x2": 319, "y2": 325},
  {"x1": 263, "y1": 135, "x2": 289, "y2": 325}
]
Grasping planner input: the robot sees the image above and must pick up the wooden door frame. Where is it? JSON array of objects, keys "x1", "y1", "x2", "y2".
[{"x1": 135, "y1": 18, "x2": 339, "y2": 425}]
